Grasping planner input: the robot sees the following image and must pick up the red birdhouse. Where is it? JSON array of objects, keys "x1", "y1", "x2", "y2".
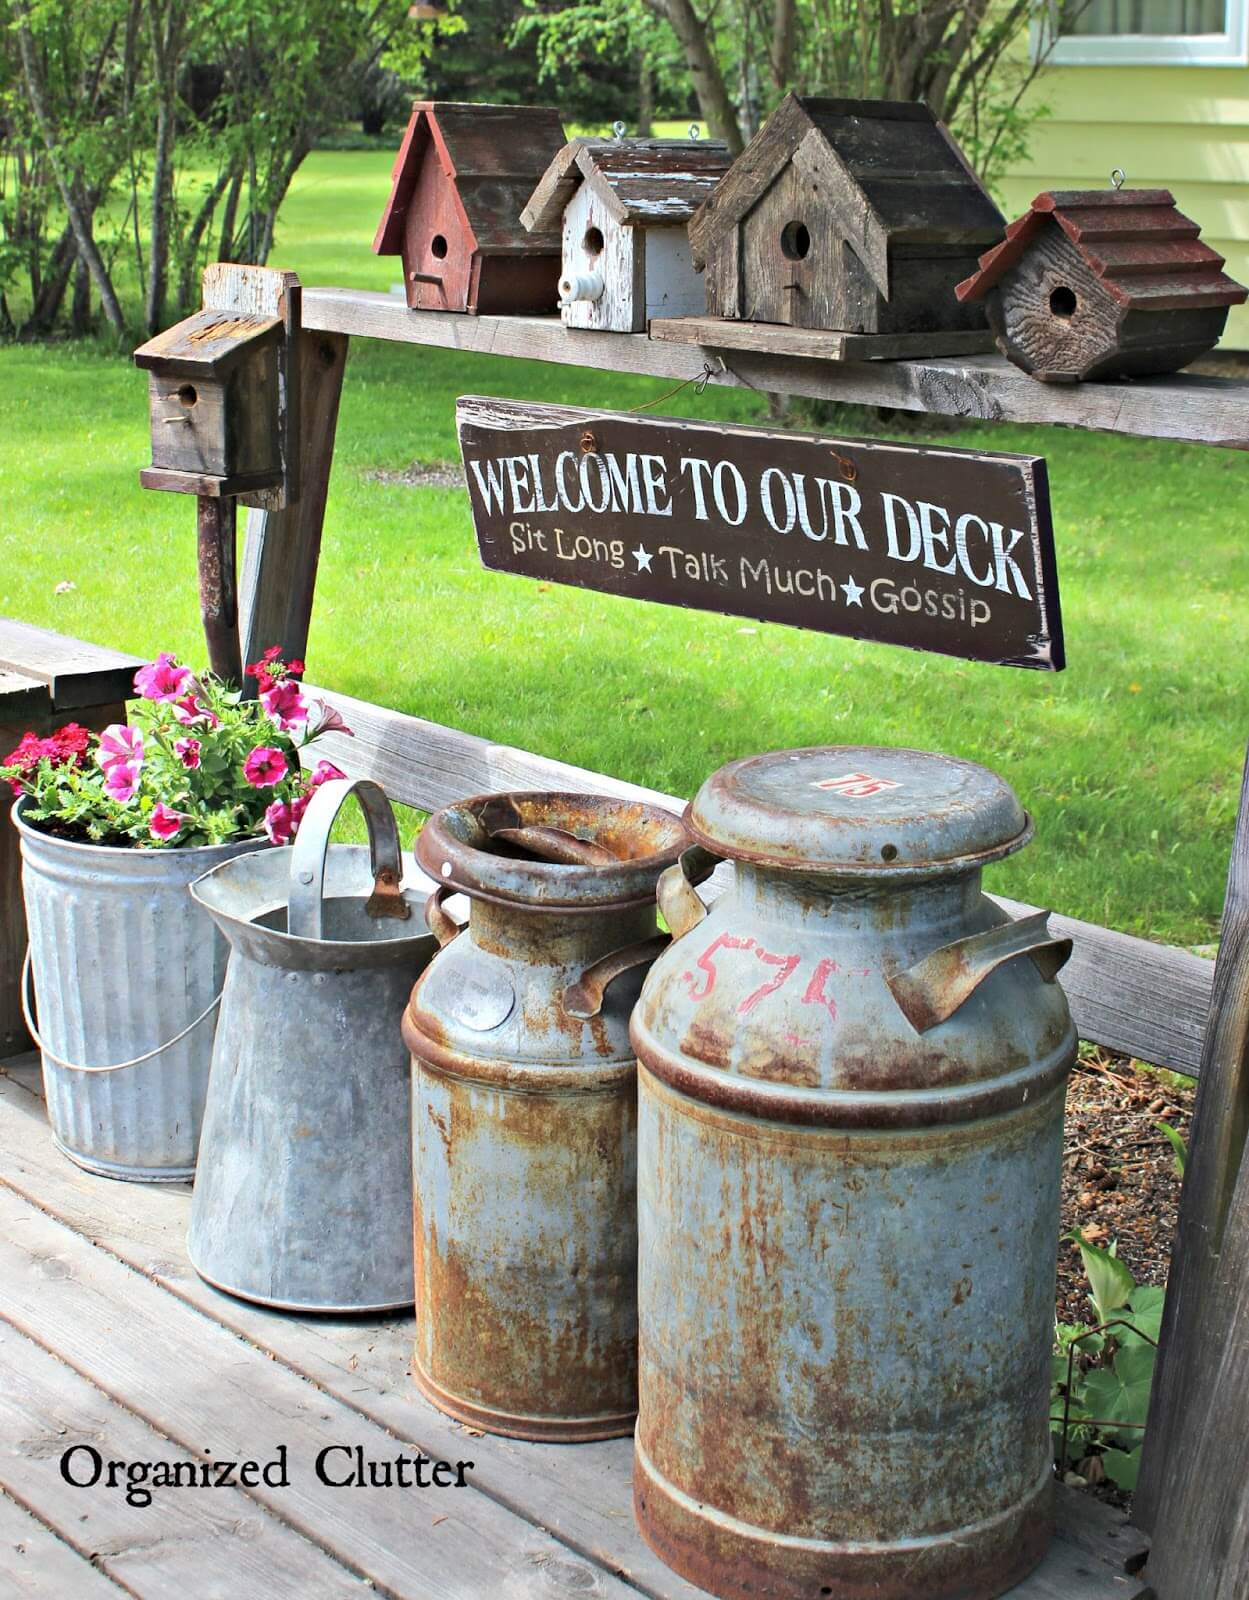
[{"x1": 374, "y1": 101, "x2": 567, "y2": 316}]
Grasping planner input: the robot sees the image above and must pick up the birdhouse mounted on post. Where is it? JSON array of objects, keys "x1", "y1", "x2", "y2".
[
  {"x1": 521, "y1": 134, "x2": 731, "y2": 333},
  {"x1": 955, "y1": 188, "x2": 1248, "y2": 382},
  {"x1": 374, "y1": 102, "x2": 568, "y2": 315},
  {"x1": 687, "y1": 95, "x2": 1004, "y2": 340},
  {"x1": 133, "y1": 264, "x2": 303, "y2": 687}
]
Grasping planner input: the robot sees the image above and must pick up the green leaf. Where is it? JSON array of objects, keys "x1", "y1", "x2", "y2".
[
  {"x1": 1082, "y1": 1341, "x2": 1156, "y2": 1431},
  {"x1": 1118, "y1": 1284, "x2": 1165, "y2": 1347},
  {"x1": 1100, "y1": 1446, "x2": 1142, "y2": 1491},
  {"x1": 1155, "y1": 1120, "x2": 1188, "y2": 1178},
  {"x1": 1066, "y1": 1229, "x2": 1136, "y2": 1325}
]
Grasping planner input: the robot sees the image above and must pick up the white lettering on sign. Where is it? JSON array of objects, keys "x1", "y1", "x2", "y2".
[{"x1": 813, "y1": 773, "x2": 902, "y2": 798}]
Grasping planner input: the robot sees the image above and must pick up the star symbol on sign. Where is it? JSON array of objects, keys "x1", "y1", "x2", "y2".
[
  {"x1": 632, "y1": 545, "x2": 654, "y2": 573},
  {"x1": 841, "y1": 576, "x2": 864, "y2": 606}
]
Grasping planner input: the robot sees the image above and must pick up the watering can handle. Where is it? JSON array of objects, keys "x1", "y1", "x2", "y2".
[
  {"x1": 885, "y1": 910, "x2": 1072, "y2": 1035},
  {"x1": 287, "y1": 777, "x2": 410, "y2": 941}
]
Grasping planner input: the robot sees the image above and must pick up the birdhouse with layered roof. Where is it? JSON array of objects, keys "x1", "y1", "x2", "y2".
[
  {"x1": 521, "y1": 135, "x2": 731, "y2": 333},
  {"x1": 956, "y1": 188, "x2": 1248, "y2": 382},
  {"x1": 687, "y1": 95, "x2": 1004, "y2": 339},
  {"x1": 375, "y1": 101, "x2": 568, "y2": 315}
]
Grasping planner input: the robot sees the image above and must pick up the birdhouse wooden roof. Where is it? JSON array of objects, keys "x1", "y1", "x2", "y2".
[
  {"x1": 688, "y1": 95, "x2": 1004, "y2": 298},
  {"x1": 522, "y1": 137, "x2": 731, "y2": 234},
  {"x1": 375, "y1": 101, "x2": 567, "y2": 258},
  {"x1": 956, "y1": 189, "x2": 1249, "y2": 314},
  {"x1": 133, "y1": 308, "x2": 282, "y2": 378}
]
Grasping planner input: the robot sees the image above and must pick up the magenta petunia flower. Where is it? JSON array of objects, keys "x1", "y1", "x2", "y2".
[
  {"x1": 134, "y1": 652, "x2": 192, "y2": 702},
  {"x1": 103, "y1": 761, "x2": 141, "y2": 803},
  {"x1": 309, "y1": 759, "x2": 346, "y2": 788},
  {"x1": 243, "y1": 746, "x2": 286, "y2": 788},
  {"x1": 174, "y1": 737, "x2": 202, "y2": 769},
  {"x1": 305, "y1": 699, "x2": 353, "y2": 739},
  {"x1": 263, "y1": 799, "x2": 294, "y2": 845},
  {"x1": 149, "y1": 803, "x2": 185, "y2": 841},
  {"x1": 96, "y1": 724, "x2": 143, "y2": 774},
  {"x1": 171, "y1": 692, "x2": 219, "y2": 729},
  {"x1": 261, "y1": 678, "x2": 310, "y2": 732}
]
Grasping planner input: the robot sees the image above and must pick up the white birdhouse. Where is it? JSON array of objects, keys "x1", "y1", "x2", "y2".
[{"x1": 521, "y1": 135, "x2": 730, "y2": 334}]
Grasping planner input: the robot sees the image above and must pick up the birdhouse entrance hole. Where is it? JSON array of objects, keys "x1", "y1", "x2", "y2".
[
  {"x1": 1049, "y1": 285, "x2": 1077, "y2": 319},
  {"x1": 177, "y1": 384, "x2": 198, "y2": 407},
  {"x1": 582, "y1": 226, "x2": 605, "y2": 258},
  {"x1": 430, "y1": 234, "x2": 449, "y2": 259},
  {"x1": 781, "y1": 221, "x2": 811, "y2": 261}
]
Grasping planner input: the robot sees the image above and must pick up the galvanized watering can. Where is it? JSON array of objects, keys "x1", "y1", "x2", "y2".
[
  {"x1": 630, "y1": 746, "x2": 1077, "y2": 1600},
  {"x1": 188, "y1": 778, "x2": 436, "y2": 1313},
  {"x1": 403, "y1": 790, "x2": 695, "y2": 1441}
]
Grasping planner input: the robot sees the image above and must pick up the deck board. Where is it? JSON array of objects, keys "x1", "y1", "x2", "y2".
[
  {"x1": 0, "y1": 1486, "x2": 129, "y2": 1598},
  {"x1": 0, "y1": 1057, "x2": 1152, "y2": 1599}
]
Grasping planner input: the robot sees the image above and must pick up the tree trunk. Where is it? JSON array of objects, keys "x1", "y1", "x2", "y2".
[
  {"x1": 21, "y1": 224, "x2": 77, "y2": 338},
  {"x1": 218, "y1": 166, "x2": 244, "y2": 263},
  {"x1": 770, "y1": 0, "x2": 797, "y2": 92},
  {"x1": 177, "y1": 163, "x2": 236, "y2": 313},
  {"x1": 642, "y1": 0, "x2": 744, "y2": 153},
  {"x1": 13, "y1": 10, "x2": 126, "y2": 336},
  {"x1": 637, "y1": 53, "x2": 654, "y2": 136},
  {"x1": 71, "y1": 253, "x2": 91, "y2": 335},
  {"x1": 145, "y1": 0, "x2": 188, "y2": 335}
]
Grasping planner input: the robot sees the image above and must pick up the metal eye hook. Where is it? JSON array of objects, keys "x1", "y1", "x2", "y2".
[
  {"x1": 1110, "y1": 167, "x2": 1126, "y2": 190},
  {"x1": 613, "y1": 120, "x2": 627, "y2": 141},
  {"x1": 688, "y1": 123, "x2": 700, "y2": 141}
]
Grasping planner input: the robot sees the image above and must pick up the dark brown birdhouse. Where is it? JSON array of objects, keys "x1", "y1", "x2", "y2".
[
  {"x1": 688, "y1": 95, "x2": 1004, "y2": 336},
  {"x1": 375, "y1": 101, "x2": 567, "y2": 315},
  {"x1": 134, "y1": 309, "x2": 284, "y2": 496},
  {"x1": 956, "y1": 189, "x2": 1248, "y2": 382}
]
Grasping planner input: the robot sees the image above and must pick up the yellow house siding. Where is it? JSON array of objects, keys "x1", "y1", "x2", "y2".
[{"x1": 1005, "y1": 66, "x2": 1249, "y2": 344}]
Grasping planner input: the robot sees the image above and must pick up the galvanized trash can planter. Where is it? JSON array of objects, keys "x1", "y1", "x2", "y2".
[
  {"x1": 402, "y1": 791, "x2": 695, "y2": 1441},
  {"x1": 14, "y1": 797, "x2": 267, "y2": 1182},
  {"x1": 630, "y1": 747, "x2": 1077, "y2": 1600},
  {"x1": 188, "y1": 778, "x2": 436, "y2": 1313}
]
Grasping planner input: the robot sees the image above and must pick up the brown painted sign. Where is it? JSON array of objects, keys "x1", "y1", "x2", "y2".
[{"x1": 456, "y1": 397, "x2": 1063, "y2": 670}]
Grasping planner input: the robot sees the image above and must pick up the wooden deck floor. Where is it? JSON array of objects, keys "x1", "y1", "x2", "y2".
[{"x1": 0, "y1": 1054, "x2": 1153, "y2": 1600}]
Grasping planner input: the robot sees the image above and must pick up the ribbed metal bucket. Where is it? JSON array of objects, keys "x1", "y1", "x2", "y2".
[{"x1": 14, "y1": 798, "x2": 268, "y2": 1182}]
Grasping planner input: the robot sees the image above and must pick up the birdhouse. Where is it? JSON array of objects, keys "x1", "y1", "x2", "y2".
[
  {"x1": 521, "y1": 135, "x2": 731, "y2": 333},
  {"x1": 688, "y1": 95, "x2": 1004, "y2": 337},
  {"x1": 134, "y1": 308, "x2": 284, "y2": 495},
  {"x1": 956, "y1": 189, "x2": 1248, "y2": 382},
  {"x1": 374, "y1": 101, "x2": 568, "y2": 315}
]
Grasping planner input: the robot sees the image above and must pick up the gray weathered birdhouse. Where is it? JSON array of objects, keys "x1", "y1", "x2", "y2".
[
  {"x1": 522, "y1": 136, "x2": 730, "y2": 333},
  {"x1": 688, "y1": 95, "x2": 1003, "y2": 336},
  {"x1": 956, "y1": 188, "x2": 1248, "y2": 382},
  {"x1": 134, "y1": 308, "x2": 284, "y2": 495},
  {"x1": 375, "y1": 101, "x2": 567, "y2": 315}
]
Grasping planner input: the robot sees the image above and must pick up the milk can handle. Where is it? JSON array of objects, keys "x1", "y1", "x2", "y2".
[
  {"x1": 562, "y1": 934, "x2": 670, "y2": 1020},
  {"x1": 287, "y1": 777, "x2": 410, "y2": 941},
  {"x1": 425, "y1": 884, "x2": 464, "y2": 947},
  {"x1": 656, "y1": 846, "x2": 720, "y2": 939},
  {"x1": 886, "y1": 910, "x2": 1073, "y2": 1035}
]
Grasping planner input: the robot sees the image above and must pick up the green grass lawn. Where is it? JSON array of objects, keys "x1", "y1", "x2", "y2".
[{"x1": 1, "y1": 151, "x2": 1244, "y2": 947}]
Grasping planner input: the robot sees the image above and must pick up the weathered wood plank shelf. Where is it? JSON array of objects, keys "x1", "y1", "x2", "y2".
[
  {"x1": 301, "y1": 287, "x2": 1249, "y2": 449},
  {"x1": 0, "y1": 1055, "x2": 1151, "y2": 1599},
  {"x1": 649, "y1": 315, "x2": 998, "y2": 362}
]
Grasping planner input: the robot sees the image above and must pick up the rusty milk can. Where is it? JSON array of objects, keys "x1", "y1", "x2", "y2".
[
  {"x1": 402, "y1": 791, "x2": 693, "y2": 1441},
  {"x1": 631, "y1": 746, "x2": 1077, "y2": 1600}
]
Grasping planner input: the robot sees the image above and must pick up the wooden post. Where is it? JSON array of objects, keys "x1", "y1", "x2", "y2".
[
  {"x1": 238, "y1": 330, "x2": 348, "y2": 672},
  {"x1": 1136, "y1": 743, "x2": 1249, "y2": 1528},
  {"x1": 1144, "y1": 1136, "x2": 1249, "y2": 1595},
  {"x1": 195, "y1": 497, "x2": 241, "y2": 685}
]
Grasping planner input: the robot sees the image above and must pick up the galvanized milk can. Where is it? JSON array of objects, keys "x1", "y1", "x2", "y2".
[
  {"x1": 631, "y1": 747, "x2": 1077, "y2": 1600},
  {"x1": 187, "y1": 778, "x2": 436, "y2": 1312},
  {"x1": 403, "y1": 791, "x2": 693, "y2": 1441}
]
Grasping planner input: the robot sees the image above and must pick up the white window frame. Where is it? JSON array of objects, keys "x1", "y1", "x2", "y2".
[{"x1": 1032, "y1": 0, "x2": 1249, "y2": 64}]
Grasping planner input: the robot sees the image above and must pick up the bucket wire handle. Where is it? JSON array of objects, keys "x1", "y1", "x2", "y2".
[
  {"x1": 20, "y1": 948, "x2": 222, "y2": 1073},
  {"x1": 287, "y1": 777, "x2": 411, "y2": 941}
]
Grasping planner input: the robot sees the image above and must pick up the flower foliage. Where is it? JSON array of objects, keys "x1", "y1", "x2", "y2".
[{"x1": 1, "y1": 652, "x2": 350, "y2": 850}]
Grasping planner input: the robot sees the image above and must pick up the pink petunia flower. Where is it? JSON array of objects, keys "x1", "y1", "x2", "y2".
[
  {"x1": 243, "y1": 746, "x2": 286, "y2": 788},
  {"x1": 261, "y1": 678, "x2": 310, "y2": 732},
  {"x1": 103, "y1": 761, "x2": 141, "y2": 803},
  {"x1": 171, "y1": 692, "x2": 220, "y2": 730},
  {"x1": 134, "y1": 652, "x2": 192, "y2": 702},
  {"x1": 96, "y1": 724, "x2": 143, "y2": 775},
  {"x1": 149, "y1": 803, "x2": 185, "y2": 842},
  {"x1": 305, "y1": 700, "x2": 353, "y2": 739},
  {"x1": 263, "y1": 800, "x2": 294, "y2": 845},
  {"x1": 174, "y1": 737, "x2": 202, "y2": 769},
  {"x1": 309, "y1": 759, "x2": 346, "y2": 787}
]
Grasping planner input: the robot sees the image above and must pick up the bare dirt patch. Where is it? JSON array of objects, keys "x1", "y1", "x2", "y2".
[{"x1": 364, "y1": 460, "x2": 466, "y2": 489}]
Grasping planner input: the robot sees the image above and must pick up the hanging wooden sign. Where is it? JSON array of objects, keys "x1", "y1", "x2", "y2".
[{"x1": 456, "y1": 397, "x2": 1063, "y2": 670}]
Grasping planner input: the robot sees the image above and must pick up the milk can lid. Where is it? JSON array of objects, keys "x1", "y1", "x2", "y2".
[{"x1": 685, "y1": 746, "x2": 1032, "y2": 877}]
